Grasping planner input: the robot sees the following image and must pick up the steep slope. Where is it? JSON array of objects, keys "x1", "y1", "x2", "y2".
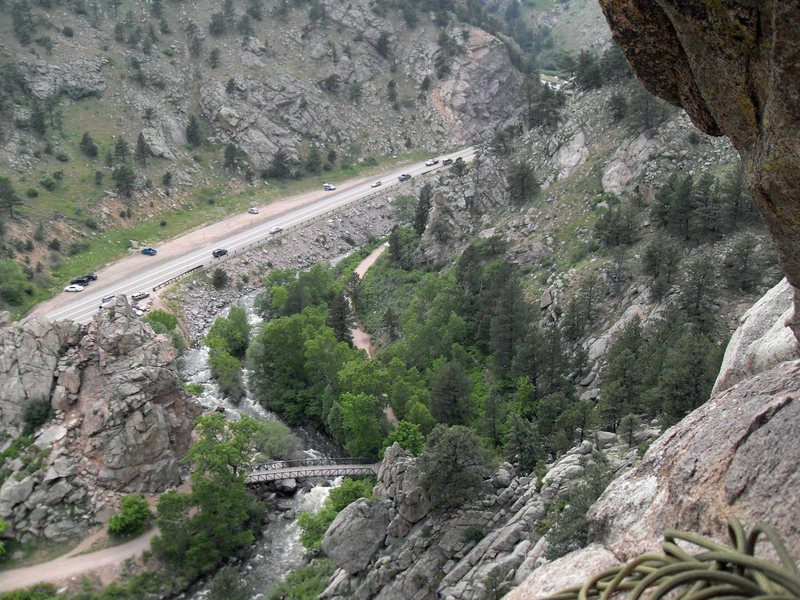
[
  {"x1": 598, "y1": 0, "x2": 800, "y2": 341},
  {"x1": 0, "y1": 0, "x2": 524, "y2": 314},
  {"x1": 0, "y1": 298, "x2": 200, "y2": 543}
]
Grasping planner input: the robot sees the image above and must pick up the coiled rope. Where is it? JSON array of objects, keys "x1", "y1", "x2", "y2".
[{"x1": 546, "y1": 518, "x2": 800, "y2": 599}]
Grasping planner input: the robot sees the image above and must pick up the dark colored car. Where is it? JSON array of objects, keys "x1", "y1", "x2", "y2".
[
  {"x1": 398, "y1": 173, "x2": 412, "y2": 182},
  {"x1": 442, "y1": 158, "x2": 454, "y2": 166},
  {"x1": 141, "y1": 247, "x2": 157, "y2": 256},
  {"x1": 70, "y1": 275, "x2": 91, "y2": 285},
  {"x1": 212, "y1": 248, "x2": 228, "y2": 258},
  {"x1": 85, "y1": 272, "x2": 98, "y2": 281}
]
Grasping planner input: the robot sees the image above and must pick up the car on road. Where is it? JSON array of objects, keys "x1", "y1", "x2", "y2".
[
  {"x1": 101, "y1": 295, "x2": 115, "y2": 303},
  {"x1": 70, "y1": 275, "x2": 92, "y2": 285},
  {"x1": 425, "y1": 158, "x2": 439, "y2": 166},
  {"x1": 131, "y1": 291, "x2": 149, "y2": 301},
  {"x1": 212, "y1": 248, "x2": 228, "y2": 258},
  {"x1": 398, "y1": 173, "x2": 412, "y2": 182},
  {"x1": 248, "y1": 207, "x2": 260, "y2": 214},
  {"x1": 323, "y1": 183, "x2": 337, "y2": 191},
  {"x1": 141, "y1": 247, "x2": 157, "y2": 256},
  {"x1": 64, "y1": 284, "x2": 84, "y2": 293},
  {"x1": 269, "y1": 226, "x2": 283, "y2": 234},
  {"x1": 371, "y1": 180, "x2": 382, "y2": 187},
  {"x1": 442, "y1": 158, "x2": 454, "y2": 166}
]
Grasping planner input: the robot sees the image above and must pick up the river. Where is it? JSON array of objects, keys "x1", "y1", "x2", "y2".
[{"x1": 177, "y1": 247, "x2": 385, "y2": 598}]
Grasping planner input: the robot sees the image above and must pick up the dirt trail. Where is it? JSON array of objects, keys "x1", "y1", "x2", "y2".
[
  {"x1": 349, "y1": 243, "x2": 388, "y2": 359},
  {"x1": 0, "y1": 528, "x2": 158, "y2": 593}
]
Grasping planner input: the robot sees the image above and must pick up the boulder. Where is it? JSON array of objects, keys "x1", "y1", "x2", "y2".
[
  {"x1": 0, "y1": 476, "x2": 35, "y2": 518},
  {"x1": 505, "y1": 544, "x2": 620, "y2": 599},
  {"x1": 321, "y1": 498, "x2": 390, "y2": 575},
  {"x1": 713, "y1": 278, "x2": 799, "y2": 394}
]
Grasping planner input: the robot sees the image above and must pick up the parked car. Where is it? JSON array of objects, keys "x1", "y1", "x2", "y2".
[
  {"x1": 323, "y1": 182, "x2": 337, "y2": 191},
  {"x1": 371, "y1": 180, "x2": 382, "y2": 188},
  {"x1": 64, "y1": 284, "x2": 84, "y2": 293},
  {"x1": 85, "y1": 272, "x2": 97, "y2": 281},
  {"x1": 248, "y1": 207, "x2": 259, "y2": 214},
  {"x1": 131, "y1": 291, "x2": 149, "y2": 301},
  {"x1": 442, "y1": 158, "x2": 454, "y2": 166},
  {"x1": 70, "y1": 275, "x2": 91, "y2": 285},
  {"x1": 398, "y1": 173, "x2": 412, "y2": 182},
  {"x1": 212, "y1": 248, "x2": 228, "y2": 258},
  {"x1": 425, "y1": 158, "x2": 439, "y2": 166},
  {"x1": 141, "y1": 247, "x2": 157, "y2": 256},
  {"x1": 269, "y1": 226, "x2": 283, "y2": 234}
]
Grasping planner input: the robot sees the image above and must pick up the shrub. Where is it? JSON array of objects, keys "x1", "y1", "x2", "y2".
[
  {"x1": 85, "y1": 216, "x2": 98, "y2": 230},
  {"x1": 25, "y1": 187, "x2": 38, "y2": 198},
  {"x1": 22, "y1": 398, "x2": 54, "y2": 436},
  {"x1": 62, "y1": 26, "x2": 74, "y2": 37},
  {"x1": 40, "y1": 176, "x2": 56, "y2": 191},
  {"x1": 183, "y1": 383, "x2": 204, "y2": 396},
  {"x1": 55, "y1": 150, "x2": 69, "y2": 162},
  {"x1": 211, "y1": 267, "x2": 229, "y2": 289},
  {"x1": 145, "y1": 309, "x2": 178, "y2": 331},
  {"x1": 107, "y1": 494, "x2": 151, "y2": 537},
  {"x1": 68, "y1": 241, "x2": 89, "y2": 256},
  {"x1": 267, "y1": 559, "x2": 335, "y2": 600}
]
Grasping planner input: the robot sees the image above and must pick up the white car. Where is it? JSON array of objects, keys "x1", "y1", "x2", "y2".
[
  {"x1": 64, "y1": 284, "x2": 84, "y2": 292},
  {"x1": 371, "y1": 180, "x2": 382, "y2": 187},
  {"x1": 248, "y1": 207, "x2": 259, "y2": 214},
  {"x1": 425, "y1": 158, "x2": 439, "y2": 166},
  {"x1": 269, "y1": 226, "x2": 283, "y2": 234},
  {"x1": 323, "y1": 183, "x2": 336, "y2": 191}
]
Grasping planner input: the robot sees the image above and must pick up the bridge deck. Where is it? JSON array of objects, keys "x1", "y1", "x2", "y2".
[{"x1": 245, "y1": 462, "x2": 381, "y2": 486}]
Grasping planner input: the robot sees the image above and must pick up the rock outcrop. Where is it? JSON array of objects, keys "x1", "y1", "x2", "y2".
[
  {"x1": 0, "y1": 298, "x2": 200, "y2": 542},
  {"x1": 319, "y1": 442, "x2": 612, "y2": 599},
  {"x1": 509, "y1": 279, "x2": 800, "y2": 598},
  {"x1": 598, "y1": 1, "x2": 800, "y2": 342}
]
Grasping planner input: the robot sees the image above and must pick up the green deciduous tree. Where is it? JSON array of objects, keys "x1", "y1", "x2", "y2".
[
  {"x1": 383, "y1": 420, "x2": 425, "y2": 455},
  {"x1": 339, "y1": 392, "x2": 388, "y2": 459},
  {"x1": 151, "y1": 414, "x2": 265, "y2": 579}
]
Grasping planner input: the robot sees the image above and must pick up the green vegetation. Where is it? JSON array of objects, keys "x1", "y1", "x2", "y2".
[
  {"x1": 150, "y1": 413, "x2": 265, "y2": 580},
  {"x1": 107, "y1": 494, "x2": 150, "y2": 537},
  {"x1": 0, "y1": 518, "x2": 6, "y2": 558},
  {"x1": 266, "y1": 558, "x2": 336, "y2": 600},
  {"x1": 206, "y1": 305, "x2": 251, "y2": 403},
  {"x1": 21, "y1": 399, "x2": 54, "y2": 436},
  {"x1": 297, "y1": 478, "x2": 374, "y2": 552}
]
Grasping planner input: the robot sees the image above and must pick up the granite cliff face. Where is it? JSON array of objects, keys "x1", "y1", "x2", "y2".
[
  {"x1": 0, "y1": 298, "x2": 200, "y2": 542},
  {"x1": 506, "y1": 276, "x2": 800, "y2": 599},
  {"x1": 598, "y1": 0, "x2": 800, "y2": 342}
]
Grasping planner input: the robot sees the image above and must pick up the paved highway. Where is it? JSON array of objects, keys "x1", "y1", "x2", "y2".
[{"x1": 34, "y1": 147, "x2": 475, "y2": 324}]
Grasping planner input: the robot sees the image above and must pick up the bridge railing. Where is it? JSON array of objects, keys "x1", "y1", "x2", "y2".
[{"x1": 248, "y1": 457, "x2": 375, "y2": 473}]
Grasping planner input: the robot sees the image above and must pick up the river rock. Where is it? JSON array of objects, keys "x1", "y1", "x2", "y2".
[{"x1": 322, "y1": 498, "x2": 390, "y2": 575}]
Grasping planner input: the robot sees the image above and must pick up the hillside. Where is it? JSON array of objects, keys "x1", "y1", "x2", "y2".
[{"x1": 0, "y1": 0, "x2": 533, "y2": 315}]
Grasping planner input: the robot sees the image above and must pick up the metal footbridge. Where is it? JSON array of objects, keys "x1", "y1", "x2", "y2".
[{"x1": 245, "y1": 457, "x2": 380, "y2": 486}]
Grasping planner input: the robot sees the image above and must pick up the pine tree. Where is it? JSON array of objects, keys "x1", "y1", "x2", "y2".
[
  {"x1": 413, "y1": 184, "x2": 432, "y2": 236},
  {"x1": 506, "y1": 161, "x2": 538, "y2": 206},
  {"x1": 429, "y1": 360, "x2": 472, "y2": 425},
  {"x1": 79, "y1": 132, "x2": 98, "y2": 157},
  {"x1": 327, "y1": 292, "x2": 353, "y2": 345},
  {"x1": 135, "y1": 132, "x2": 149, "y2": 165},
  {"x1": 113, "y1": 163, "x2": 136, "y2": 197},
  {"x1": 186, "y1": 115, "x2": 202, "y2": 147},
  {"x1": 0, "y1": 177, "x2": 22, "y2": 218},
  {"x1": 305, "y1": 146, "x2": 322, "y2": 174},
  {"x1": 114, "y1": 137, "x2": 130, "y2": 162},
  {"x1": 224, "y1": 143, "x2": 239, "y2": 169}
]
